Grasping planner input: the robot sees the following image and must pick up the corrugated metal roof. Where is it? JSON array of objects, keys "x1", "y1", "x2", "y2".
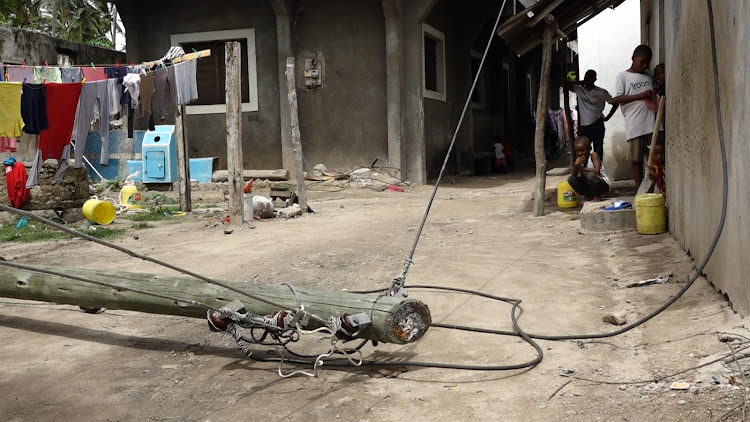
[{"x1": 498, "y1": 0, "x2": 627, "y2": 55}]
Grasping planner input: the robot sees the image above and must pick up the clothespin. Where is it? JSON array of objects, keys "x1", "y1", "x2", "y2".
[
  {"x1": 45, "y1": 61, "x2": 49, "y2": 69},
  {"x1": 21, "y1": 60, "x2": 26, "y2": 68},
  {"x1": 131, "y1": 61, "x2": 134, "y2": 67},
  {"x1": 22, "y1": 78, "x2": 26, "y2": 84},
  {"x1": 81, "y1": 77, "x2": 87, "y2": 83},
  {"x1": 42, "y1": 79, "x2": 46, "y2": 85},
  {"x1": 116, "y1": 62, "x2": 120, "y2": 68},
  {"x1": 91, "y1": 62, "x2": 96, "y2": 70},
  {"x1": 192, "y1": 49, "x2": 202, "y2": 59}
]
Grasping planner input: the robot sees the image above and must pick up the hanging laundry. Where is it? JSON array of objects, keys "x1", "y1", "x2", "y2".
[
  {"x1": 5, "y1": 160, "x2": 30, "y2": 208},
  {"x1": 71, "y1": 80, "x2": 110, "y2": 168},
  {"x1": 21, "y1": 83, "x2": 49, "y2": 134},
  {"x1": 0, "y1": 82, "x2": 25, "y2": 139},
  {"x1": 28, "y1": 83, "x2": 82, "y2": 188},
  {"x1": 154, "y1": 66, "x2": 179, "y2": 120},
  {"x1": 123, "y1": 73, "x2": 142, "y2": 109},
  {"x1": 0, "y1": 137, "x2": 18, "y2": 153},
  {"x1": 60, "y1": 67, "x2": 84, "y2": 83},
  {"x1": 105, "y1": 66, "x2": 130, "y2": 106},
  {"x1": 6, "y1": 66, "x2": 34, "y2": 83},
  {"x1": 34, "y1": 66, "x2": 62, "y2": 84},
  {"x1": 140, "y1": 72, "x2": 156, "y2": 117},
  {"x1": 174, "y1": 59, "x2": 198, "y2": 105},
  {"x1": 82, "y1": 67, "x2": 107, "y2": 82},
  {"x1": 107, "y1": 78, "x2": 122, "y2": 116}
]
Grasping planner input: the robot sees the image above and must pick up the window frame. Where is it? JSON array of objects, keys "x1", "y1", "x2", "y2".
[
  {"x1": 170, "y1": 29, "x2": 259, "y2": 114},
  {"x1": 422, "y1": 23, "x2": 446, "y2": 102}
]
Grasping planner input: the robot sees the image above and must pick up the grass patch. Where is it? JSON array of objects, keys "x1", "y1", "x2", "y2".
[
  {"x1": 127, "y1": 206, "x2": 178, "y2": 222},
  {"x1": 131, "y1": 222, "x2": 154, "y2": 229},
  {"x1": 0, "y1": 222, "x2": 126, "y2": 243}
]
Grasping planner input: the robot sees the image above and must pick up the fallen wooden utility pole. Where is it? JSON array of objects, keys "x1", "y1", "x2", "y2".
[
  {"x1": 532, "y1": 16, "x2": 557, "y2": 217},
  {"x1": 285, "y1": 57, "x2": 308, "y2": 213},
  {"x1": 226, "y1": 41, "x2": 244, "y2": 227},
  {"x1": 0, "y1": 264, "x2": 430, "y2": 345}
]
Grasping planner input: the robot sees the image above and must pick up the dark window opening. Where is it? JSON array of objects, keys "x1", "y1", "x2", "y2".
[{"x1": 181, "y1": 39, "x2": 250, "y2": 106}]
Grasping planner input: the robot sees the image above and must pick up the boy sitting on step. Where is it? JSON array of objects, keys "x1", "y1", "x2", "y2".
[{"x1": 568, "y1": 136, "x2": 610, "y2": 203}]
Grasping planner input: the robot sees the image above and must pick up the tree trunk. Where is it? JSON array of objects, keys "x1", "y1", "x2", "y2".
[
  {"x1": 0, "y1": 265, "x2": 430, "y2": 345},
  {"x1": 532, "y1": 19, "x2": 556, "y2": 217}
]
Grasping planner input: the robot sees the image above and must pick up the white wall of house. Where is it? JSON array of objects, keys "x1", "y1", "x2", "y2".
[{"x1": 577, "y1": 0, "x2": 641, "y2": 180}]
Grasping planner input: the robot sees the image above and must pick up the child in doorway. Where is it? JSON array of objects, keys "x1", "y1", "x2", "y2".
[
  {"x1": 611, "y1": 45, "x2": 656, "y2": 188},
  {"x1": 648, "y1": 141, "x2": 666, "y2": 196},
  {"x1": 568, "y1": 136, "x2": 610, "y2": 202}
]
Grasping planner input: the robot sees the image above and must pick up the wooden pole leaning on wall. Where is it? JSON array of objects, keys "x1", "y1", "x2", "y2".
[
  {"x1": 285, "y1": 57, "x2": 308, "y2": 213},
  {"x1": 175, "y1": 105, "x2": 192, "y2": 212},
  {"x1": 636, "y1": 96, "x2": 666, "y2": 196},
  {"x1": 532, "y1": 16, "x2": 557, "y2": 217},
  {"x1": 226, "y1": 41, "x2": 244, "y2": 226},
  {"x1": 0, "y1": 264, "x2": 431, "y2": 345}
]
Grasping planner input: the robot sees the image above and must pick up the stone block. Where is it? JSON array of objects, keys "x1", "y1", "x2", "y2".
[
  {"x1": 580, "y1": 197, "x2": 637, "y2": 232},
  {"x1": 0, "y1": 160, "x2": 88, "y2": 211}
]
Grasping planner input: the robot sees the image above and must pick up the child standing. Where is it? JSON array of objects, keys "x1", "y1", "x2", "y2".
[
  {"x1": 568, "y1": 136, "x2": 610, "y2": 202},
  {"x1": 648, "y1": 141, "x2": 666, "y2": 196},
  {"x1": 611, "y1": 45, "x2": 656, "y2": 188}
]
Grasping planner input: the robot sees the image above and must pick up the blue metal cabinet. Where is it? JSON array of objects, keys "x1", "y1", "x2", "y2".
[{"x1": 141, "y1": 125, "x2": 178, "y2": 183}]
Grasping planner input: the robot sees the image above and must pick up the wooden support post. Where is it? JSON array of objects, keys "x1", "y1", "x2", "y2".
[
  {"x1": 175, "y1": 105, "x2": 191, "y2": 212},
  {"x1": 0, "y1": 264, "x2": 431, "y2": 345},
  {"x1": 560, "y1": 41, "x2": 576, "y2": 172},
  {"x1": 532, "y1": 16, "x2": 556, "y2": 217},
  {"x1": 285, "y1": 57, "x2": 308, "y2": 213},
  {"x1": 226, "y1": 41, "x2": 244, "y2": 226}
]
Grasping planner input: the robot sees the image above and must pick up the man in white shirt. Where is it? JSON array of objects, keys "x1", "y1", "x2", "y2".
[{"x1": 570, "y1": 70, "x2": 619, "y2": 162}]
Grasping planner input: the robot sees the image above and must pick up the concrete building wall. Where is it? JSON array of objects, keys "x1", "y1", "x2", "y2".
[
  {"x1": 577, "y1": 0, "x2": 640, "y2": 180},
  {"x1": 655, "y1": 1, "x2": 750, "y2": 313},
  {"x1": 293, "y1": 0, "x2": 388, "y2": 172},
  {"x1": 118, "y1": 0, "x2": 282, "y2": 171}
]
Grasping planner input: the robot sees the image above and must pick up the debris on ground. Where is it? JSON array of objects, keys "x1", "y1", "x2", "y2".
[
  {"x1": 277, "y1": 204, "x2": 303, "y2": 219},
  {"x1": 559, "y1": 368, "x2": 575, "y2": 377},
  {"x1": 252, "y1": 196, "x2": 274, "y2": 219},
  {"x1": 602, "y1": 311, "x2": 628, "y2": 326},
  {"x1": 670, "y1": 382, "x2": 691, "y2": 390},
  {"x1": 626, "y1": 276, "x2": 672, "y2": 288}
]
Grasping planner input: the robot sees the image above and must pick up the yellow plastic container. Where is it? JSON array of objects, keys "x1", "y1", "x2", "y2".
[
  {"x1": 636, "y1": 193, "x2": 667, "y2": 234},
  {"x1": 557, "y1": 180, "x2": 578, "y2": 208},
  {"x1": 82, "y1": 199, "x2": 117, "y2": 225},
  {"x1": 120, "y1": 185, "x2": 143, "y2": 209}
]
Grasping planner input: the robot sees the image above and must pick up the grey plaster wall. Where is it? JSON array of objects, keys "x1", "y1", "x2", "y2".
[
  {"x1": 293, "y1": 0, "x2": 388, "y2": 173},
  {"x1": 117, "y1": 0, "x2": 282, "y2": 170},
  {"x1": 661, "y1": 1, "x2": 750, "y2": 313},
  {"x1": 0, "y1": 26, "x2": 124, "y2": 67}
]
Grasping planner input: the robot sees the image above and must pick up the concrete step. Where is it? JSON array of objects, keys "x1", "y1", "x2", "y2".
[{"x1": 580, "y1": 196, "x2": 637, "y2": 232}]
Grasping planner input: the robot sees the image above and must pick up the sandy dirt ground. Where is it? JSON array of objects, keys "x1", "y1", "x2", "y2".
[{"x1": 1, "y1": 168, "x2": 748, "y2": 421}]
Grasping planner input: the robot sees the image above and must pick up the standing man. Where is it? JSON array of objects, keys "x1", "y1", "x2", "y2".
[{"x1": 570, "y1": 70, "x2": 619, "y2": 161}]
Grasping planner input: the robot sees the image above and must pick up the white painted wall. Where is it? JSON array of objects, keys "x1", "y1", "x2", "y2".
[{"x1": 577, "y1": 0, "x2": 641, "y2": 180}]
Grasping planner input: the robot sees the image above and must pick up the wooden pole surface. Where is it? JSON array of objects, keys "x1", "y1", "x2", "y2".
[
  {"x1": 0, "y1": 265, "x2": 431, "y2": 345},
  {"x1": 226, "y1": 42, "x2": 244, "y2": 226},
  {"x1": 285, "y1": 57, "x2": 308, "y2": 212},
  {"x1": 175, "y1": 105, "x2": 192, "y2": 212},
  {"x1": 532, "y1": 18, "x2": 555, "y2": 217},
  {"x1": 636, "y1": 96, "x2": 666, "y2": 196}
]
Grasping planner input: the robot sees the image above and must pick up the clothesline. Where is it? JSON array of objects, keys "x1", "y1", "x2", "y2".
[{"x1": 2, "y1": 49, "x2": 212, "y2": 72}]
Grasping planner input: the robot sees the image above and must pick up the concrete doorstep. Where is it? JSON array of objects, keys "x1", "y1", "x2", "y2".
[{"x1": 579, "y1": 196, "x2": 637, "y2": 232}]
